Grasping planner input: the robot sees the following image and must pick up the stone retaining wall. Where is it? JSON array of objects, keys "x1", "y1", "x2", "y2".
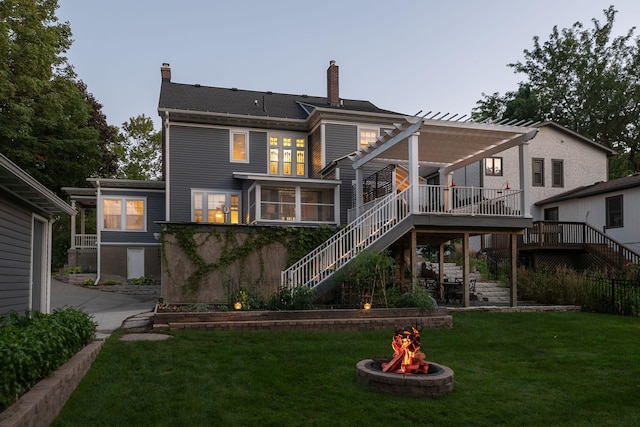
[
  {"x1": 0, "y1": 340, "x2": 104, "y2": 427},
  {"x1": 153, "y1": 307, "x2": 453, "y2": 332}
]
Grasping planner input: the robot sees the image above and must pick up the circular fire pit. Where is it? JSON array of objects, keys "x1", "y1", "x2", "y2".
[{"x1": 356, "y1": 359, "x2": 454, "y2": 398}]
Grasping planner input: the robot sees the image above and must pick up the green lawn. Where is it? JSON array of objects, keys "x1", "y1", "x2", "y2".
[{"x1": 53, "y1": 312, "x2": 640, "y2": 426}]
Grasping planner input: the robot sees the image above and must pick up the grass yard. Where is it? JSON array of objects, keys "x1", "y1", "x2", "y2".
[{"x1": 53, "y1": 312, "x2": 640, "y2": 426}]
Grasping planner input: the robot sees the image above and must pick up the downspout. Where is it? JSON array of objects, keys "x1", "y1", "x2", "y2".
[
  {"x1": 45, "y1": 216, "x2": 55, "y2": 313},
  {"x1": 95, "y1": 180, "x2": 101, "y2": 286}
]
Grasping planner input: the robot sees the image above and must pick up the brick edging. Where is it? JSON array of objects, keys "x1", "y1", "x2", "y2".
[{"x1": 0, "y1": 340, "x2": 104, "y2": 427}]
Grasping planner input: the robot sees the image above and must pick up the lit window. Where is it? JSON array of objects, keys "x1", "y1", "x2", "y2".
[
  {"x1": 296, "y1": 151, "x2": 305, "y2": 176},
  {"x1": 268, "y1": 134, "x2": 306, "y2": 177},
  {"x1": 359, "y1": 128, "x2": 378, "y2": 149},
  {"x1": 259, "y1": 186, "x2": 335, "y2": 223},
  {"x1": 283, "y1": 149, "x2": 292, "y2": 175},
  {"x1": 192, "y1": 190, "x2": 240, "y2": 224},
  {"x1": 485, "y1": 157, "x2": 502, "y2": 176},
  {"x1": 230, "y1": 131, "x2": 249, "y2": 163},
  {"x1": 103, "y1": 198, "x2": 145, "y2": 231}
]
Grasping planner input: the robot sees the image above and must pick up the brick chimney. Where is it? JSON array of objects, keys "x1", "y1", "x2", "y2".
[
  {"x1": 161, "y1": 63, "x2": 171, "y2": 82},
  {"x1": 327, "y1": 60, "x2": 340, "y2": 107}
]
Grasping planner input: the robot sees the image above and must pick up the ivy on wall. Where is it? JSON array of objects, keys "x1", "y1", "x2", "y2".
[{"x1": 161, "y1": 224, "x2": 338, "y2": 293}]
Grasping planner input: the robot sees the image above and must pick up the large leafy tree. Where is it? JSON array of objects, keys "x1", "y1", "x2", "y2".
[
  {"x1": 473, "y1": 6, "x2": 640, "y2": 178},
  {"x1": 114, "y1": 115, "x2": 162, "y2": 180},
  {"x1": 0, "y1": 0, "x2": 110, "y2": 193}
]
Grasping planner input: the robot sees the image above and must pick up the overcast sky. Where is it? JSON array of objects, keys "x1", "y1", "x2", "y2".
[{"x1": 57, "y1": 1, "x2": 640, "y2": 129}]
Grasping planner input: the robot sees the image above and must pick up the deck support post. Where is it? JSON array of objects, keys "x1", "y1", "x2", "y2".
[
  {"x1": 510, "y1": 233, "x2": 518, "y2": 307},
  {"x1": 463, "y1": 232, "x2": 470, "y2": 307}
]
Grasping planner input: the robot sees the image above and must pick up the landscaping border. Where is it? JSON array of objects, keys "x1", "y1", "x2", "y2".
[
  {"x1": 153, "y1": 307, "x2": 453, "y2": 331},
  {"x1": 0, "y1": 340, "x2": 104, "y2": 427}
]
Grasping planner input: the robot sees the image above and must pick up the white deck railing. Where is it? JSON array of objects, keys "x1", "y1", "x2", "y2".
[
  {"x1": 73, "y1": 234, "x2": 97, "y2": 249},
  {"x1": 418, "y1": 184, "x2": 522, "y2": 217},
  {"x1": 281, "y1": 187, "x2": 411, "y2": 290},
  {"x1": 281, "y1": 184, "x2": 523, "y2": 291}
]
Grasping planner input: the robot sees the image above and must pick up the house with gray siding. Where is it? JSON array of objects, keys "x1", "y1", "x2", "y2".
[
  {"x1": 0, "y1": 153, "x2": 75, "y2": 314},
  {"x1": 64, "y1": 179, "x2": 165, "y2": 283},
  {"x1": 158, "y1": 61, "x2": 553, "y2": 306},
  {"x1": 159, "y1": 61, "x2": 404, "y2": 226}
]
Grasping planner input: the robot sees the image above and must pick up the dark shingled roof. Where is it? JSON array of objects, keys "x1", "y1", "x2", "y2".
[
  {"x1": 536, "y1": 173, "x2": 640, "y2": 205},
  {"x1": 158, "y1": 81, "x2": 400, "y2": 120}
]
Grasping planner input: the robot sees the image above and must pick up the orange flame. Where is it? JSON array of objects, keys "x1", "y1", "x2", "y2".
[{"x1": 382, "y1": 326, "x2": 429, "y2": 374}]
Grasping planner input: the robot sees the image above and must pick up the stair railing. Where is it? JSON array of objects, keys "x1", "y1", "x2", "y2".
[{"x1": 281, "y1": 186, "x2": 411, "y2": 290}]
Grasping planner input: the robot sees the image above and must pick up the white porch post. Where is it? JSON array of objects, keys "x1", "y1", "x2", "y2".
[
  {"x1": 355, "y1": 167, "x2": 363, "y2": 216},
  {"x1": 519, "y1": 142, "x2": 531, "y2": 217},
  {"x1": 408, "y1": 132, "x2": 420, "y2": 213},
  {"x1": 439, "y1": 169, "x2": 454, "y2": 211},
  {"x1": 70, "y1": 200, "x2": 77, "y2": 249}
]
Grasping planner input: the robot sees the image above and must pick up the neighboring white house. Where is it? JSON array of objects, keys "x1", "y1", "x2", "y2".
[
  {"x1": 480, "y1": 121, "x2": 616, "y2": 220},
  {"x1": 535, "y1": 173, "x2": 640, "y2": 253}
]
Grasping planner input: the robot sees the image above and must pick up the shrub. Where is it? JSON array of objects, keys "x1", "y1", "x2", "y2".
[
  {"x1": 332, "y1": 250, "x2": 396, "y2": 307},
  {"x1": 64, "y1": 266, "x2": 82, "y2": 274},
  {"x1": 84, "y1": 277, "x2": 95, "y2": 286},
  {"x1": 129, "y1": 276, "x2": 154, "y2": 286},
  {"x1": 392, "y1": 286, "x2": 436, "y2": 311},
  {"x1": 267, "y1": 286, "x2": 316, "y2": 310},
  {"x1": 0, "y1": 308, "x2": 96, "y2": 411}
]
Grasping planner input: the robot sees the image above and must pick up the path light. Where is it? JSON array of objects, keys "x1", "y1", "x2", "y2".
[
  {"x1": 234, "y1": 302, "x2": 242, "y2": 310},
  {"x1": 363, "y1": 302, "x2": 372, "y2": 310}
]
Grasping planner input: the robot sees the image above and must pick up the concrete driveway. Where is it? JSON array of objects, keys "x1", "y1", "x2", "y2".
[{"x1": 50, "y1": 278, "x2": 157, "y2": 334}]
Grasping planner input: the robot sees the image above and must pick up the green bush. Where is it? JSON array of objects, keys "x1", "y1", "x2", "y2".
[
  {"x1": 391, "y1": 286, "x2": 436, "y2": 311},
  {"x1": 129, "y1": 276, "x2": 154, "y2": 286},
  {"x1": 0, "y1": 308, "x2": 96, "y2": 411},
  {"x1": 64, "y1": 266, "x2": 82, "y2": 274},
  {"x1": 267, "y1": 286, "x2": 316, "y2": 310}
]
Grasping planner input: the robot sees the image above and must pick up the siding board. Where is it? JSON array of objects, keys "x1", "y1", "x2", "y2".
[
  {"x1": 0, "y1": 194, "x2": 32, "y2": 313},
  {"x1": 169, "y1": 125, "x2": 267, "y2": 222}
]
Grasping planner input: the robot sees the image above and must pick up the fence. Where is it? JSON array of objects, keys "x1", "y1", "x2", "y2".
[{"x1": 516, "y1": 267, "x2": 640, "y2": 317}]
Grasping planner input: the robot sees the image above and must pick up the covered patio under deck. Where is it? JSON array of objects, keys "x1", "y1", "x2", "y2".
[{"x1": 349, "y1": 114, "x2": 539, "y2": 307}]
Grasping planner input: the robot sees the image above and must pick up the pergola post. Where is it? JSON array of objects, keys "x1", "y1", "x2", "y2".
[
  {"x1": 519, "y1": 141, "x2": 531, "y2": 217},
  {"x1": 355, "y1": 167, "x2": 363, "y2": 217},
  {"x1": 411, "y1": 229, "x2": 418, "y2": 288},
  {"x1": 408, "y1": 132, "x2": 420, "y2": 213}
]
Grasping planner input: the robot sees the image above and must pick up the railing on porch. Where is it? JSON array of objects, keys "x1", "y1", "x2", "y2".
[
  {"x1": 73, "y1": 234, "x2": 97, "y2": 249},
  {"x1": 349, "y1": 184, "x2": 523, "y2": 221},
  {"x1": 282, "y1": 186, "x2": 411, "y2": 290},
  {"x1": 483, "y1": 221, "x2": 640, "y2": 267},
  {"x1": 418, "y1": 184, "x2": 522, "y2": 216}
]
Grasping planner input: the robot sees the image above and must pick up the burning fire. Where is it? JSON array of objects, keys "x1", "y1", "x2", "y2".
[{"x1": 381, "y1": 326, "x2": 429, "y2": 374}]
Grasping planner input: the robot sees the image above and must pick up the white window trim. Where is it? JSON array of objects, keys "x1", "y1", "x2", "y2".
[
  {"x1": 255, "y1": 183, "x2": 337, "y2": 224},
  {"x1": 102, "y1": 196, "x2": 147, "y2": 232},
  {"x1": 191, "y1": 189, "x2": 242, "y2": 224},
  {"x1": 230, "y1": 130, "x2": 250, "y2": 163},
  {"x1": 358, "y1": 126, "x2": 379, "y2": 150}
]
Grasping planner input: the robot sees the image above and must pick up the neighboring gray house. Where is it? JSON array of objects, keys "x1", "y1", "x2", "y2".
[
  {"x1": 63, "y1": 179, "x2": 165, "y2": 283},
  {"x1": 536, "y1": 173, "x2": 640, "y2": 253},
  {"x1": 0, "y1": 153, "x2": 75, "y2": 315}
]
